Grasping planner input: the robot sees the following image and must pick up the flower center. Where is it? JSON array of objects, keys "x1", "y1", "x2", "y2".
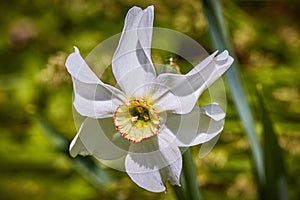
[
  {"x1": 129, "y1": 105, "x2": 150, "y2": 126},
  {"x1": 113, "y1": 99, "x2": 160, "y2": 143}
]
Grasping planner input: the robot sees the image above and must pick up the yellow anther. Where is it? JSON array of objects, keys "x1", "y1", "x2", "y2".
[
  {"x1": 143, "y1": 114, "x2": 150, "y2": 121},
  {"x1": 136, "y1": 106, "x2": 144, "y2": 114},
  {"x1": 131, "y1": 116, "x2": 138, "y2": 123}
]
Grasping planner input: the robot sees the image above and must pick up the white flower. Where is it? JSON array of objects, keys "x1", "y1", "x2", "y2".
[{"x1": 66, "y1": 5, "x2": 233, "y2": 192}]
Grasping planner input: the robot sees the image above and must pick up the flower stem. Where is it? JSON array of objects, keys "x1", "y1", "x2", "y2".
[
  {"x1": 171, "y1": 184, "x2": 186, "y2": 200},
  {"x1": 182, "y1": 148, "x2": 202, "y2": 200}
]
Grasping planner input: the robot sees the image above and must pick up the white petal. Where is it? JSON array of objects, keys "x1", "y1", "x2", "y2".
[
  {"x1": 66, "y1": 47, "x2": 126, "y2": 118},
  {"x1": 201, "y1": 103, "x2": 225, "y2": 121},
  {"x1": 112, "y1": 6, "x2": 156, "y2": 95},
  {"x1": 130, "y1": 82, "x2": 182, "y2": 113},
  {"x1": 69, "y1": 118, "x2": 130, "y2": 161},
  {"x1": 159, "y1": 155, "x2": 182, "y2": 186},
  {"x1": 99, "y1": 155, "x2": 127, "y2": 172},
  {"x1": 74, "y1": 86, "x2": 125, "y2": 118},
  {"x1": 198, "y1": 133, "x2": 221, "y2": 158},
  {"x1": 125, "y1": 161, "x2": 166, "y2": 192},
  {"x1": 189, "y1": 120, "x2": 224, "y2": 146},
  {"x1": 156, "y1": 50, "x2": 234, "y2": 114},
  {"x1": 125, "y1": 130, "x2": 182, "y2": 192},
  {"x1": 69, "y1": 131, "x2": 90, "y2": 157},
  {"x1": 137, "y1": 6, "x2": 154, "y2": 67},
  {"x1": 157, "y1": 130, "x2": 182, "y2": 186},
  {"x1": 164, "y1": 107, "x2": 200, "y2": 146},
  {"x1": 66, "y1": 46, "x2": 101, "y2": 84},
  {"x1": 165, "y1": 104, "x2": 225, "y2": 147}
]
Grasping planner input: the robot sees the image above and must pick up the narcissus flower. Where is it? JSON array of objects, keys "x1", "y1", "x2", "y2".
[{"x1": 66, "y1": 5, "x2": 233, "y2": 192}]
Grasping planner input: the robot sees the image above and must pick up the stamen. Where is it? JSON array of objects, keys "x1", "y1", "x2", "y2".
[
  {"x1": 143, "y1": 114, "x2": 149, "y2": 121},
  {"x1": 131, "y1": 116, "x2": 138, "y2": 123}
]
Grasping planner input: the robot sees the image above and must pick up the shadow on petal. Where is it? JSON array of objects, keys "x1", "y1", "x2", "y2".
[
  {"x1": 125, "y1": 131, "x2": 182, "y2": 192},
  {"x1": 71, "y1": 118, "x2": 130, "y2": 162}
]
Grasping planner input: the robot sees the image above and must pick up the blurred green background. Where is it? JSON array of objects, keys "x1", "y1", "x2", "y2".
[{"x1": 0, "y1": 0, "x2": 299, "y2": 199}]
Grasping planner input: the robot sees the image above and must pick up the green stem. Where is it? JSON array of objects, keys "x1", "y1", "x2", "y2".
[
  {"x1": 171, "y1": 184, "x2": 186, "y2": 200},
  {"x1": 182, "y1": 148, "x2": 202, "y2": 200}
]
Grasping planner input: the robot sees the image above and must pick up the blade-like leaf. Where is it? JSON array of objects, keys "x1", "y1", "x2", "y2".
[
  {"x1": 202, "y1": 0, "x2": 265, "y2": 186},
  {"x1": 256, "y1": 84, "x2": 289, "y2": 200}
]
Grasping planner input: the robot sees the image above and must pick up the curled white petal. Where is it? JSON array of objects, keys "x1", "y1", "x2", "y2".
[
  {"x1": 112, "y1": 6, "x2": 156, "y2": 95},
  {"x1": 66, "y1": 47, "x2": 126, "y2": 118},
  {"x1": 190, "y1": 104, "x2": 225, "y2": 146},
  {"x1": 66, "y1": 46, "x2": 101, "y2": 84},
  {"x1": 201, "y1": 103, "x2": 225, "y2": 121},
  {"x1": 156, "y1": 50, "x2": 234, "y2": 114},
  {"x1": 165, "y1": 104, "x2": 225, "y2": 147}
]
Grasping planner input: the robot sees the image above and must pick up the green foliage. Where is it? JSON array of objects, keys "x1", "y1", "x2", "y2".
[
  {"x1": 202, "y1": 0, "x2": 265, "y2": 189},
  {"x1": 256, "y1": 85, "x2": 289, "y2": 200}
]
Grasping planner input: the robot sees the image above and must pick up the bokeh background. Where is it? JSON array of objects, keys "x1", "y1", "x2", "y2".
[{"x1": 0, "y1": 0, "x2": 299, "y2": 199}]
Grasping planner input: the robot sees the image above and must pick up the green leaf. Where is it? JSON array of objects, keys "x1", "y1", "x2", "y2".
[
  {"x1": 202, "y1": 0, "x2": 265, "y2": 187},
  {"x1": 256, "y1": 84, "x2": 289, "y2": 200}
]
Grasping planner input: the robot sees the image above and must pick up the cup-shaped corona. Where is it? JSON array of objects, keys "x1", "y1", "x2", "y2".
[{"x1": 114, "y1": 99, "x2": 160, "y2": 142}]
